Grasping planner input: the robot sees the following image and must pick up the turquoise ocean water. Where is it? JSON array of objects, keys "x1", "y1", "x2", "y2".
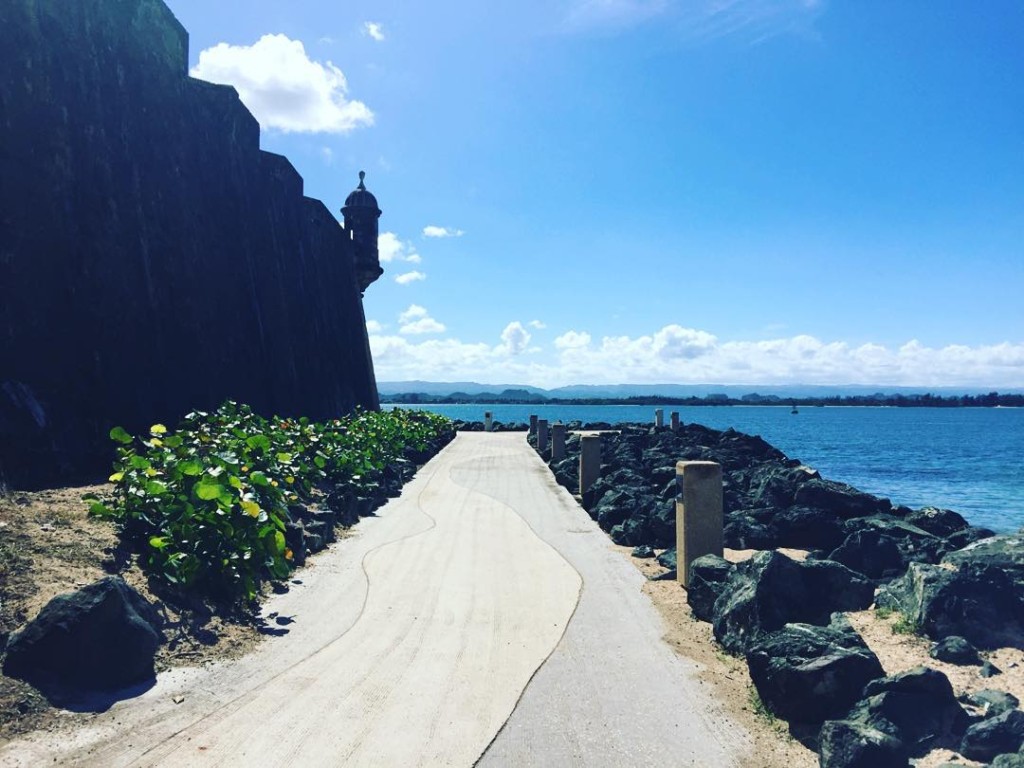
[{"x1": 390, "y1": 404, "x2": 1024, "y2": 534}]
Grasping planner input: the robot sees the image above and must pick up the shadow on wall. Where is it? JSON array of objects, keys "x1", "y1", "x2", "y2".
[{"x1": 0, "y1": 0, "x2": 383, "y2": 488}]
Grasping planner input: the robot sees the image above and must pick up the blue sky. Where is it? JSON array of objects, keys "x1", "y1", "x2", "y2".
[{"x1": 167, "y1": 0, "x2": 1023, "y2": 388}]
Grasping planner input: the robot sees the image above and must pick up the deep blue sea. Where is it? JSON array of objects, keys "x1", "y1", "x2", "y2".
[{"x1": 390, "y1": 404, "x2": 1024, "y2": 534}]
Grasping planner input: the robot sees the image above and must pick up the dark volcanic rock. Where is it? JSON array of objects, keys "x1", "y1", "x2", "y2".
[
  {"x1": 712, "y1": 551, "x2": 874, "y2": 655},
  {"x1": 848, "y1": 667, "x2": 968, "y2": 754},
  {"x1": 991, "y1": 750, "x2": 1024, "y2": 768},
  {"x1": 792, "y1": 478, "x2": 891, "y2": 519},
  {"x1": 656, "y1": 547, "x2": 677, "y2": 570},
  {"x1": 766, "y1": 505, "x2": 846, "y2": 551},
  {"x1": 945, "y1": 525, "x2": 997, "y2": 550},
  {"x1": 818, "y1": 719, "x2": 909, "y2": 768},
  {"x1": 746, "y1": 615, "x2": 884, "y2": 724},
  {"x1": 943, "y1": 533, "x2": 1024, "y2": 589},
  {"x1": 686, "y1": 555, "x2": 735, "y2": 623},
  {"x1": 876, "y1": 562, "x2": 1024, "y2": 650},
  {"x1": 929, "y1": 636, "x2": 981, "y2": 666},
  {"x1": 959, "y1": 709, "x2": 1024, "y2": 763},
  {"x1": 828, "y1": 529, "x2": 906, "y2": 581},
  {"x1": 903, "y1": 507, "x2": 971, "y2": 539},
  {"x1": 966, "y1": 689, "x2": 1020, "y2": 718},
  {"x1": 3, "y1": 576, "x2": 161, "y2": 695},
  {"x1": 723, "y1": 512, "x2": 776, "y2": 550},
  {"x1": 842, "y1": 516, "x2": 949, "y2": 565},
  {"x1": 747, "y1": 464, "x2": 819, "y2": 508},
  {"x1": 981, "y1": 660, "x2": 1004, "y2": 678},
  {"x1": 632, "y1": 545, "x2": 655, "y2": 558}
]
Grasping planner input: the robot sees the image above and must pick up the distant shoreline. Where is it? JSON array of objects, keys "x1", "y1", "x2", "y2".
[{"x1": 379, "y1": 393, "x2": 1024, "y2": 408}]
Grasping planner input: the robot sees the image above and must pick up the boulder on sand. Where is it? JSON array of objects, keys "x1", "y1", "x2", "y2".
[
  {"x1": 959, "y1": 709, "x2": 1024, "y2": 763},
  {"x1": 686, "y1": 555, "x2": 735, "y2": 623},
  {"x1": 876, "y1": 560, "x2": 1024, "y2": 650},
  {"x1": 818, "y1": 719, "x2": 909, "y2": 768},
  {"x1": 3, "y1": 576, "x2": 162, "y2": 696},
  {"x1": 746, "y1": 614, "x2": 884, "y2": 725},
  {"x1": 712, "y1": 550, "x2": 874, "y2": 655},
  {"x1": 846, "y1": 667, "x2": 968, "y2": 754}
]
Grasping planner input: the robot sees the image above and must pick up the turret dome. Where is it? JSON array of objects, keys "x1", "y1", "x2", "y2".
[{"x1": 344, "y1": 170, "x2": 380, "y2": 211}]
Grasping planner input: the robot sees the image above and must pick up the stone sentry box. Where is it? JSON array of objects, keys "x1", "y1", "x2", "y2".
[{"x1": 675, "y1": 461, "x2": 724, "y2": 588}]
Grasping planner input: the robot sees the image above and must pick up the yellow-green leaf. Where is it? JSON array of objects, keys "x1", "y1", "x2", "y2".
[
  {"x1": 241, "y1": 500, "x2": 260, "y2": 518},
  {"x1": 195, "y1": 481, "x2": 223, "y2": 501},
  {"x1": 108, "y1": 471, "x2": 125, "y2": 483},
  {"x1": 150, "y1": 424, "x2": 168, "y2": 435}
]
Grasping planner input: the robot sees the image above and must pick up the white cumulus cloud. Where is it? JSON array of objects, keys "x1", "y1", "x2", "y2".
[
  {"x1": 528, "y1": 320, "x2": 547, "y2": 330},
  {"x1": 368, "y1": 320, "x2": 1024, "y2": 390},
  {"x1": 423, "y1": 225, "x2": 465, "y2": 238},
  {"x1": 500, "y1": 322, "x2": 531, "y2": 355},
  {"x1": 399, "y1": 304, "x2": 428, "y2": 323},
  {"x1": 554, "y1": 330, "x2": 592, "y2": 349},
  {"x1": 378, "y1": 232, "x2": 422, "y2": 264},
  {"x1": 190, "y1": 34, "x2": 373, "y2": 134},
  {"x1": 396, "y1": 305, "x2": 444, "y2": 334},
  {"x1": 395, "y1": 271, "x2": 426, "y2": 285},
  {"x1": 401, "y1": 317, "x2": 446, "y2": 335},
  {"x1": 363, "y1": 22, "x2": 385, "y2": 42},
  {"x1": 365, "y1": 319, "x2": 384, "y2": 333}
]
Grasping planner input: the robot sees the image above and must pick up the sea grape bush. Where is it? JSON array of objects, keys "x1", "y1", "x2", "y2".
[{"x1": 89, "y1": 402, "x2": 452, "y2": 602}]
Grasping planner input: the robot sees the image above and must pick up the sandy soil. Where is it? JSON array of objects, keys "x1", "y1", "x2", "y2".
[
  {"x1": 628, "y1": 546, "x2": 1024, "y2": 768},
  {"x1": 620, "y1": 546, "x2": 818, "y2": 768},
  {"x1": 0, "y1": 486, "x2": 262, "y2": 743}
]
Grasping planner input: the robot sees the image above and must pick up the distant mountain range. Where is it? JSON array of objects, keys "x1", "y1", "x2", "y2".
[{"x1": 376, "y1": 381, "x2": 1022, "y2": 399}]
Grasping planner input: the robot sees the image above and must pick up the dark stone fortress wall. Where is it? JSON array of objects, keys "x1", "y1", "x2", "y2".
[{"x1": 0, "y1": 0, "x2": 380, "y2": 488}]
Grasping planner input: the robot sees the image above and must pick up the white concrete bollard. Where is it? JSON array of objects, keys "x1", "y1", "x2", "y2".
[
  {"x1": 551, "y1": 422, "x2": 567, "y2": 461},
  {"x1": 529, "y1": 414, "x2": 538, "y2": 436},
  {"x1": 670, "y1": 411, "x2": 680, "y2": 432},
  {"x1": 484, "y1": 411, "x2": 493, "y2": 432},
  {"x1": 579, "y1": 434, "x2": 602, "y2": 496},
  {"x1": 654, "y1": 409, "x2": 664, "y2": 428},
  {"x1": 675, "y1": 461, "x2": 723, "y2": 588},
  {"x1": 537, "y1": 419, "x2": 549, "y2": 454}
]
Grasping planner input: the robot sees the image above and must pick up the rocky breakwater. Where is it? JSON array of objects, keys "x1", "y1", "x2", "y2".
[{"x1": 534, "y1": 422, "x2": 1024, "y2": 766}]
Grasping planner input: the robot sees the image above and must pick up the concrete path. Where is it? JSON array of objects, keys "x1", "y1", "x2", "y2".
[{"x1": 0, "y1": 433, "x2": 750, "y2": 767}]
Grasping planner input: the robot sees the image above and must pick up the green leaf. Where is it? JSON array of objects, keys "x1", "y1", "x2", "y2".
[
  {"x1": 146, "y1": 480, "x2": 168, "y2": 495},
  {"x1": 109, "y1": 426, "x2": 133, "y2": 444},
  {"x1": 195, "y1": 481, "x2": 224, "y2": 501},
  {"x1": 89, "y1": 502, "x2": 113, "y2": 518},
  {"x1": 130, "y1": 455, "x2": 152, "y2": 470},
  {"x1": 108, "y1": 471, "x2": 125, "y2": 483},
  {"x1": 246, "y1": 434, "x2": 272, "y2": 452},
  {"x1": 276, "y1": 452, "x2": 292, "y2": 464},
  {"x1": 163, "y1": 435, "x2": 183, "y2": 449},
  {"x1": 149, "y1": 536, "x2": 168, "y2": 550},
  {"x1": 179, "y1": 461, "x2": 203, "y2": 476},
  {"x1": 249, "y1": 471, "x2": 270, "y2": 487},
  {"x1": 314, "y1": 455, "x2": 326, "y2": 469}
]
